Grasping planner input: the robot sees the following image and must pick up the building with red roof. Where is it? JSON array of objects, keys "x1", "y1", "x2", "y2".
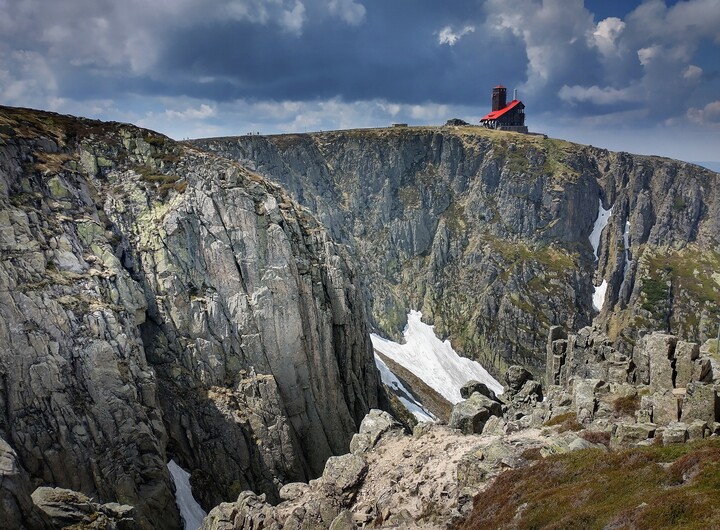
[{"x1": 480, "y1": 85, "x2": 528, "y2": 133}]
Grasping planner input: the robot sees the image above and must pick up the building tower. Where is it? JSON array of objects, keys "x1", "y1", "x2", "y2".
[{"x1": 492, "y1": 86, "x2": 507, "y2": 111}]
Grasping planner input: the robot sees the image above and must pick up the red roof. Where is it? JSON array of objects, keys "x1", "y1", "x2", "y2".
[{"x1": 480, "y1": 99, "x2": 522, "y2": 121}]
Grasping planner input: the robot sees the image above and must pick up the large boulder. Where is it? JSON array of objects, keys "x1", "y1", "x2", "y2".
[
  {"x1": 350, "y1": 410, "x2": 403, "y2": 454},
  {"x1": 651, "y1": 390, "x2": 681, "y2": 425},
  {"x1": 505, "y1": 366, "x2": 532, "y2": 393},
  {"x1": 460, "y1": 380, "x2": 498, "y2": 401},
  {"x1": 675, "y1": 341, "x2": 700, "y2": 387},
  {"x1": 611, "y1": 423, "x2": 656, "y2": 448},
  {"x1": 321, "y1": 454, "x2": 368, "y2": 494},
  {"x1": 513, "y1": 380, "x2": 543, "y2": 404},
  {"x1": 638, "y1": 333, "x2": 677, "y2": 391},
  {"x1": 573, "y1": 379, "x2": 604, "y2": 424},
  {"x1": 663, "y1": 422, "x2": 689, "y2": 445},
  {"x1": 31, "y1": 487, "x2": 135, "y2": 530},
  {"x1": 681, "y1": 382, "x2": 718, "y2": 425},
  {"x1": 449, "y1": 393, "x2": 502, "y2": 434}
]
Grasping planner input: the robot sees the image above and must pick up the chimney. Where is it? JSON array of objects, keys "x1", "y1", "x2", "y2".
[
  {"x1": 513, "y1": 88, "x2": 518, "y2": 101},
  {"x1": 492, "y1": 86, "x2": 507, "y2": 111}
]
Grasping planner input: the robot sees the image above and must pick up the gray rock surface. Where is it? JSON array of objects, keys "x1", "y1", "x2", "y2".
[
  {"x1": 0, "y1": 107, "x2": 379, "y2": 525},
  {"x1": 0, "y1": 437, "x2": 47, "y2": 529},
  {"x1": 194, "y1": 129, "x2": 720, "y2": 377},
  {"x1": 32, "y1": 486, "x2": 135, "y2": 529},
  {"x1": 449, "y1": 393, "x2": 502, "y2": 434},
  {"x1": 350, "y1": 409, "x2": 403, "y2": 454},
  {"x1": 460, "y1": 380, "x2": 498, "y2": 401}
]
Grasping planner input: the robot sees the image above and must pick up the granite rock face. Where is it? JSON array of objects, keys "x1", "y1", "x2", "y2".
[
  {"x1": 194, "y1": 128, "x2": 720, "y2": 376},
  {"x1": 0, "y1": 107, "x2": 378, "y2": 525}
]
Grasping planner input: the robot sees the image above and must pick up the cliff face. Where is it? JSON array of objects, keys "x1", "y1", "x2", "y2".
[
  {"x1": 0, "y1": 107, "x2": 378, "y2": 527},
  {"x1": 194, "y1": 127, "x2": 720, "y2": 376}
]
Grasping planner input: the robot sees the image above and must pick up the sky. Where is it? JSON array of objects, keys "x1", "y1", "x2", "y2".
[{"x1": 1, "y1": 0, "x2": 719, "y2": 164}]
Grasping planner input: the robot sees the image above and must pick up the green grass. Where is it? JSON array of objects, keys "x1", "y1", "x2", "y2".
[
  {"x1": 641, "y1": 277, "x2": 669, "y2": 312},
  {"x1": 455, "y1": 438, "x2": 720, "y2": 530}
]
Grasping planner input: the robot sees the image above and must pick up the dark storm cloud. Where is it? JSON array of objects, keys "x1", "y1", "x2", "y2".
[
  {"x1": 1, "y1": 0, "x2": 719, "y2": 156},
  {"x1": 151, "y1": 3, "x2": 525, "y2": 106}
]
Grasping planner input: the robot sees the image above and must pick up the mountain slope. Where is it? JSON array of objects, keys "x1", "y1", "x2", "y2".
[
  {"x1": 0, "y1": 106, "x2": 379, "y2": 526},
  {"x1": 194, "y1": 127, "x2": 720, "y2": 376}
]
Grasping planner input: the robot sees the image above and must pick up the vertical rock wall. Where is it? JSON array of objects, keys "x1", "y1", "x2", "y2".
[
  {"x1": 195, "y1": 129, "x2": 720, "y2": 375},
  {"x1": 0, "y1": 107, "x2": 379, "y2": 525}
]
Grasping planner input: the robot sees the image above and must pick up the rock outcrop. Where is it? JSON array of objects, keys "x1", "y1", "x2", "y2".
[
  {"x1": 542, "y1": 325, "x2": 719, "y2": 447},
  {"x1": 202, "y1": 407, "x2": 610, "y2": 529},
  {"x1": 194, "y1": 128, "x2": 720, "y2": 376},
  {"x1": 0, "y1": 106, "x2": 379, "y2": 525}
]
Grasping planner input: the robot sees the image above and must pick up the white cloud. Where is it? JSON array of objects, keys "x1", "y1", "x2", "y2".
[
  {"x1": 637, "y1": 44, "x2": 662, "y2": 67},
  {"x1": 280, "y1": 1, "x2": 306, "y2": 34},
  {"x1": 437, "y1": 25, "x2": 475, "y2": 46},
  {"x1": 484, "y1": 0, "x2": 595, "y2": 89},
  {"x1": 683, "y1": 64, "x2": 703, "y2": 81},
  {"x1": 0, "y1": 51, "x2": 57, "y2": 105},
  {"x1": 687, "y1": 101, "x2": 720, "y2": 126},
  {"x1": 328, "y1": 0, "x2": 366, "y2": 25},
  {"x1": 590, "y1": 17, "x2": 625, "y2": 57},
  {"x1": 558, "y1": 84, "x2": 640, "y2": 105},
  {"x1": 165, "y1": 104, "x2": 217, "y2": 120}
]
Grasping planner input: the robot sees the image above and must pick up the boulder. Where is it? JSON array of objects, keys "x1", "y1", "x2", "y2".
[
  {"x1": 546, "y1": 326, "x2": 568, "y2": 386},
  {"x1": 513, "y1": 380, "x2": 543, "y2": 404},
  {"x1": 31, "y1": 487, "x2": 135, "y2": 530},
  {"x1": 644, "y1": 333, "x2": 677, "y2": 392},
  {"x1": 350, "y1": 409, "x2": 402, "y2": 454},
  {"x1": 611, "y1": 423, "x2": 656, "y2": 448},
  {"x1": 675, "y1": 341, "x2": 700, "y2": 387},
  {"x1": 573, "y1": 379, "x2": 604, "y2": 424},
  {"x1": 681, "y1": 382, "x2": 717, "y2": 425},
  {"x1": 663, "y1": 422, "x2": 689, "y2": 445},
  {"x1": 460, "y1": 380, "x2": 498, "y2": 401},
  {"x1": 687, "y1": 419, "x2": 709, "y2": 440},
  {"x1": 651, "y1": 390, "x2": 680, "y2": 425},
  {"x1": 541, "y1": 432, "x2": 606, "y2": 457},
  {"x1": 279, "y1": 482, "x2": 309, "y2": 502},
  {"x1": 449, "y1": 393, "x2": 502, "y2": 434},
  {"x1": 321, "y1": 454, "x2": 368, "y2": 493},
  {"x1": 693, "y1": 357, "x2": 713, "y2": 383},
  {"x1": 505, "y1": 365, "x2": 532, "y2": 392},
  {"x1": 329, "y1": 510, "x2": 358, "y2": 530}
]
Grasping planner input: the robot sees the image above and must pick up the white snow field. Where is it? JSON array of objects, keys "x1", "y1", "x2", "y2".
[
  {"x1": 168, "y1": 459, "x2": 207, "y2": 530},
  {"x1": 589, "y1": 198, "x2": 612, "y2": 260},
  {"x1": 374, "y1": 354, "x2": 435, "y2": 422},
  {"x1": 371, "y1": 310, "x2": 503, "y2": 405},
  {"x1": 592, "y1": 279, "x2": 609, "y2": 311},
  {"x1": 589, "y1": 198, "x2": 613, "y2": 311}
]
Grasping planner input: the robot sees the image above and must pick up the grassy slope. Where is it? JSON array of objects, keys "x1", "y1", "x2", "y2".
[{"x1": 455, "y1": 438, "x2": 720, "y2": 530}]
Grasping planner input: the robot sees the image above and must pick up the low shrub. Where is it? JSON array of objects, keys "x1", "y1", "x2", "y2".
[
  {"x1": 544, "y1": 412, "x2": 583, "y2": 432},
  {"x1": 580, "y1": 430, "x2": 611, "y2": 447},
  {"x1": 614, "y1": 394, "x2": 641, "y2": 416}
]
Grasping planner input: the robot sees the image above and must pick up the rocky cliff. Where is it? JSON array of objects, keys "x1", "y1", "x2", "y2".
[
  {"x1": 0, "y1": 106, "x2": 379, "y2": 528},
  {"x1": 193, "y1": 127, "x2": 720, "y2": 376}
]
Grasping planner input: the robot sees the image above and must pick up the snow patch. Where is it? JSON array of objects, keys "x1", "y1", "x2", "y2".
[
  {"x1": 374, "y1": 354, "x2": 435, "y2": 422},
  {"x1": 589, "y1": 199, "x2": 612, "y2": 260},
  {"x1": 370, "y1": 310, "x2": 503, "y2": 404},
  {"x1": 168, "y1": 460, "x2": 206, "y2": 530},
  {"x1": 593, "y1": 280, "x2": 608, "y2": 311},
  {"x1": 619, "y1": 219, "x2": 633, "y2": 294}
]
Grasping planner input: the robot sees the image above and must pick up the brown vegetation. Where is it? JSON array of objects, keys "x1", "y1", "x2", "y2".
[
  {"x1": 543, "y1": 412, "x2": 583, "y2": 432},
  {"x1": 613, "y1": 394, "x2": 641, "y2": 416},
  {"x1": 455, "y1": 439, "x2": 720, "y2": 530}
]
